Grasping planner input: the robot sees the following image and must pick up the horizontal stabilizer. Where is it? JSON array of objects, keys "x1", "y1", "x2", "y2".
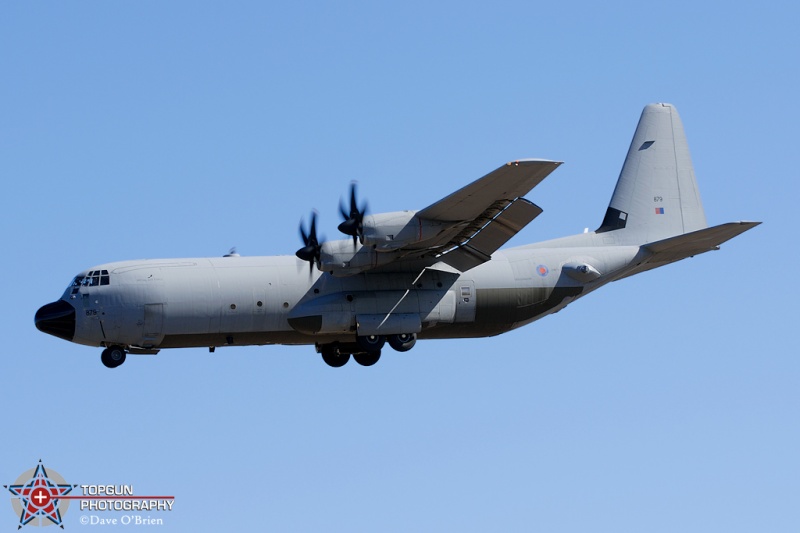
[
  {"x1": 618, "y1": 221, "x2": 760, "y2": 279},
  {"x1": 645, "y1": 221, "x2": 760, "y2": 256}
]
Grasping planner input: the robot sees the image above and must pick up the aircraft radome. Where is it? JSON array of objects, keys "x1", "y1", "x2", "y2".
[{"x1": 35, "y1": 104, "x2": 759, "y2": 368}]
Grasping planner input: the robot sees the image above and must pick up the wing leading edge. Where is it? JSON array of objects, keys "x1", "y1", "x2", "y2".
[{"x1": 417, "y1": 159, "x2": 561, "y2": 222}]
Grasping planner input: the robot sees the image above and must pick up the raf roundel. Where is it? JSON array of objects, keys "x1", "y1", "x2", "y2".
[{"x1": 536, "y1": 264, "x2": 549, "y2": 277}]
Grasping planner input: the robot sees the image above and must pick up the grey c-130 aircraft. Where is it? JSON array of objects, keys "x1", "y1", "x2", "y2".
[{"x1": 35, "y1": 104, "x2": 759, "y2": 368}]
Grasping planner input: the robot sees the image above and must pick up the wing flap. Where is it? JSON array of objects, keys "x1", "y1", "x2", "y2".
[{"x1": 439, "y1": 198, "x2": 543, "y2": 271}]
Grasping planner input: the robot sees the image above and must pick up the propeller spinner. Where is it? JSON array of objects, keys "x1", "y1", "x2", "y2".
[{"x1": 338, "y1": 182, "x2": 367, "y2": 245}]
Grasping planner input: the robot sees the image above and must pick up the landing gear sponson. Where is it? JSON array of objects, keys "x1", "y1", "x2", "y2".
[
  {"x1": 317, "y1": 333, "x2": 417, "y2": 368},
  {"x1": 98, "y1": 333, "x2": 416, "y2": 369}
]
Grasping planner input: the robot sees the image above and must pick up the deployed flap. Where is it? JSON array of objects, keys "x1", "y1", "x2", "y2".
[
  {"x1": 440, "y1": 198, "x2": 542, "y2": 271},
  {"x1": 417, "y1": 159, "x2": 561, "y2": 222}
]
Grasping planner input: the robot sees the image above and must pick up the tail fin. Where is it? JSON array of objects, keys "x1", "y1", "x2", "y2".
[{"x1": 597, "y1": 103, "x2": 707, "y2": 244}]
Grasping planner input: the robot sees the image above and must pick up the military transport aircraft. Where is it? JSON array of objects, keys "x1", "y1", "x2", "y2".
[{"x1": 35, "y1": 104, "x2": 759, "y2": 368}]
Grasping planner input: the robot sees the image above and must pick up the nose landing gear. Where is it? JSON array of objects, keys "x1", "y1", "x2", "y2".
[{"x1": 100, "y1": 346, "x2": 127, "y2": 368}]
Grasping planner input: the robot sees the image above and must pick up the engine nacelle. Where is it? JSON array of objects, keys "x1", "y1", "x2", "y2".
[
  {"x1": 360, "y1": 211, "x2": 446, "y2": 251},
  {"x1": 318, "y1": 239, "x2": 399, "y2": 277}
]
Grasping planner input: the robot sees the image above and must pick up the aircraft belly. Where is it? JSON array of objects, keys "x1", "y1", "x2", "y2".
[{"x1": 158, "y1": 330, "x2": 317, "y2": 348}]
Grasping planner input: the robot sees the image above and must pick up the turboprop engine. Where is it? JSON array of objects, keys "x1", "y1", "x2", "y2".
[{"x1": 359, "y1": 211, "x2": 446, "y2": 251}]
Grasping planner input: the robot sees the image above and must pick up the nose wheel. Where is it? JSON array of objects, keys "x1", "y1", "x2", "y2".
[{"x1": 101, "y1": 346, "x2": 127, "y2": 368}]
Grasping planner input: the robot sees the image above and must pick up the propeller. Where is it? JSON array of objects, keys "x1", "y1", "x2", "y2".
[
  {"x1": 296, "y1": 211, "x2": 322, "y2": 272},
  {"x1": 338, "y1": 181, "x2": 367, "y2": 246}
]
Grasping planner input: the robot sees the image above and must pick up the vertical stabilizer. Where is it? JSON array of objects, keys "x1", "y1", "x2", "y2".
[{"x1": 597, "y1": 103, "x2": 707, "y2": 244}]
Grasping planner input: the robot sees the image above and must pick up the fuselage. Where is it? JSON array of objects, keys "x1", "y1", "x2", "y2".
[{"x1": 35, "y1": 236, "x2": 644, "y2": 352}]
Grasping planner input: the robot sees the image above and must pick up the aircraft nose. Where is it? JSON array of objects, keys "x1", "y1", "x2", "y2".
[{"x1": 35, "y1": 300, "x2": 76, "y2": 341}]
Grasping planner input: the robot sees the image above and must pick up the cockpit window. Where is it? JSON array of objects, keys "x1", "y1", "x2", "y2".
[{"x1": 70, "y1": 270, "x2": 110, "y2": 294}]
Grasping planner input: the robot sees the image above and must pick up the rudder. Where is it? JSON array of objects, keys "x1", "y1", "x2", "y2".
[{"x1": 597, "y1": 103, "x2": 707, "y2": 244}]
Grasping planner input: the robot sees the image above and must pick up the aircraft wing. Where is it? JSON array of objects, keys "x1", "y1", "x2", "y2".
[
  {"x1": 366, "y1": 159, "x2": 561, "y2": 274},
  {"x1": 417, "y1": 159, "x2": 561, "y2": 223},
  {"x1": 309, "y1": 159, "x2": 561, "y2": 277}
]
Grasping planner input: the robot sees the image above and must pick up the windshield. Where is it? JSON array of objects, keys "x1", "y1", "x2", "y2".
[{"x1": 69, "y1": 270, "x2": 110, "y2": 294}]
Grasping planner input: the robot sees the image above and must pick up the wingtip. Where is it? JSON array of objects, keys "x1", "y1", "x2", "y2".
[{"x1": 506, "y1": 158, "x2": 563, "y2": 166}]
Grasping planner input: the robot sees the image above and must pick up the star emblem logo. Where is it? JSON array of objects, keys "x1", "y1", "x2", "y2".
[{"x1": 5, "y1": 460, "x2": 76, "y2": 529}]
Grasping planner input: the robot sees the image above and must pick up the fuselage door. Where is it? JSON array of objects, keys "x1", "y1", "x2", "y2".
[
  {"x1": 454, "y1": 280, "x2": 476, "y2": 322},
  {"x1": 142, "y1": 303, "x2": 165, "y2": 347}
]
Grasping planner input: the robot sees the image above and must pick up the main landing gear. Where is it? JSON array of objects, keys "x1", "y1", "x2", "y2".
[
  {"x1": 320, "y1": 347, "x2": 350, "y2": 368},
  {"x1": 318, "y1": 333, "x2": 417, "y2": 368},
  {"x1": 100, "y1": 345, "x2": 127, "y2": 368}
]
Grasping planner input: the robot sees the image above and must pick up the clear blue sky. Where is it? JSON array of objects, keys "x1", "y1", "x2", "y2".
[{"x1": 2, "y1": 2, "x2": 797, "y2": 531}]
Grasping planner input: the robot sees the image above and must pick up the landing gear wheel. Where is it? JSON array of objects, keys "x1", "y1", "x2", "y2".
[
  {"x1": 353, "y1": 351, "x2": 381, "y2": 367},
  {"x1": 101, "y1": 346, "x2": 127, "y2": 368},
  {"x1": 321, "y1": 347, "x2": 350, "y2": 368},
  {"x1": 356, "y1": 335, "x2": 385, "y2": 353},
  {"x1": 388, "y1": 333, "x2": 417, "y2": 352}
]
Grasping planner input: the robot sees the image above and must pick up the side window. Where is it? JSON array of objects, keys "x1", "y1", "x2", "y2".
[{"x1": 71, "y1": 276, "x2": 84, "y2": 295}]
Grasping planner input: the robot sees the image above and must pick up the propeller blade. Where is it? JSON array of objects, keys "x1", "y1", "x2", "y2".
[
  {"x1": 299, "y1": 222, "x2": 309, "y2": 246},
  {"x1": 296, "y1": 211, "x2": 322, "y2": 267},
  {"x1": 338, "y1": 181, "x2": 367, "y2": 244},
  {"x1": 349, "y1": 182, "x2": 358, "y2": 215}
]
